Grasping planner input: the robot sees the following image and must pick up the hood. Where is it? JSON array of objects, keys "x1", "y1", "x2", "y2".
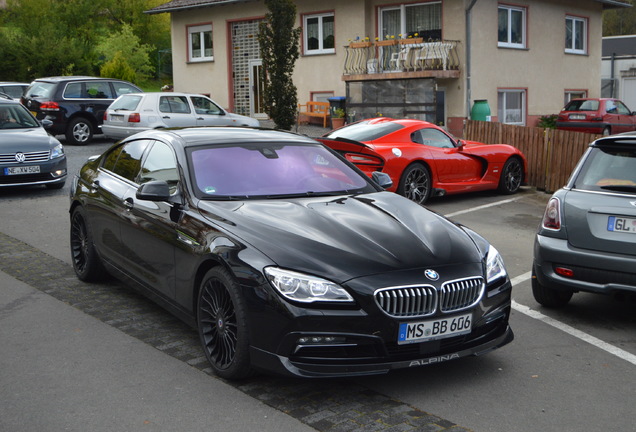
[
  {"x1": 197, "y1": 191, "x2": 482, "y2": 282},
  {"x1": 0, "y1": 127, "x2": 59, "y2": 152}
]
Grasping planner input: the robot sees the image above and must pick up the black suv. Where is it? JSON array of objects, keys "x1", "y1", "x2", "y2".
[{"x1": 21, "y1": 76, "x2": 141, "y2": 145}]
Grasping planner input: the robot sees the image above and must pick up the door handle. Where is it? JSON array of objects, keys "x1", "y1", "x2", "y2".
[
  {"x1": 90, "y1": 180, "x2": 100, "y2": 191},
  {"x1": 124, "y1": 197, "x2": 134, "y2": 210},
  {"x1": 162, "y1": 116, "x2": 171, "y2": 119}
]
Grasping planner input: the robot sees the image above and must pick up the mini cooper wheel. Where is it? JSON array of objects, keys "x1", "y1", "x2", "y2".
[
  {"x1": 70, "y1": 206, "x2": 107, "y2": 282},
  {"x1": 531, "y1": 267, "x2": 573, "y2": 308},
  {"x1": 66, "y1": 118, "x2": 93, "y2": 145},
  {"x1": 197, "y1": 267, "x2": 252, "y2": 380},
  {"x1": 398, "y1": 163, "x2": 431, "y2": 204},
  {"x1": 498, "y1": 157, "x2": 523, "y2": 194}
]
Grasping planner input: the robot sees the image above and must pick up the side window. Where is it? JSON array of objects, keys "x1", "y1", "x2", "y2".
[
  {"x1": 102, "y1": 145, "x2": 124, "y2": 172},
  {"x1": 605, "y1": 100, "x2": 617, "y2": 114},
  {"x1": 159, "y1": 96, "x2": 191, "y2": 114},
  {"x1": 137, "y1": 141, "x2": 179, "y2": 193},
  {"x1": 616, "y1": 101, "x2": 631, "y2": 115},
  {"x1": 191, "y1": 96, "x2": 222, "y2": 115},
  {"x1": 112, "y1": 82, "x2": 140, "y2": 97},
  {"x1": 412, "y1": 128, "x2": 454, "y2": 148},
  {"x1": 64, "y1": 82, "x2": 83, "y2": 99},
  {"x1": 85, "y1": 81, "x2": 114, "y2": 99},
  {"x1": 109, "y1": 139, "x2": 152, "y2": 181}
]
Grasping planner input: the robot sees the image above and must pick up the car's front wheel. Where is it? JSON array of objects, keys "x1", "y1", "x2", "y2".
[
  {"x1": 197, "y1": 267, "x2": 252, "y2": 380},
  {"x1": 70, "y1": 206, "x2": 107, "y2": 282},
  {"x1": 66, "y1": 118, "x2": 94, "y2": 145},
  {"x1": 531, "y1": 267, "x2": 573, "y2": 308},
  {"x1": 498, "y1": 157, "x2": 523, "y2": 194},
  {"x1": 398, "y1": 163, "x2": 431, "y2": 204}
]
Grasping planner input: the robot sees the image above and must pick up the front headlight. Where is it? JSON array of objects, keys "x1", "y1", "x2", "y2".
[
  {"x1": 50, "y1": 143, "x2": 64, "y2": 159},
  {"x1": 486, "y1": 246, "x2": 507, "y2": 283},
  {"x1": 265, "y1": 267, "x2": 354, "y2": 303}
]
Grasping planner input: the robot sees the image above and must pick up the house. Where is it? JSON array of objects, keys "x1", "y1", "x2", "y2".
[
  {"x1": 602, "y1": 34, "x2": 636, "y2": 110},
  {"x1": 147, "y1": 0, "x2": 631, "y2": 137}
]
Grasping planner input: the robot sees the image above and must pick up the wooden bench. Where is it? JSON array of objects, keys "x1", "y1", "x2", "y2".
[{"x1": 298, "y1": 101, "x2": 330, "y2": 128}]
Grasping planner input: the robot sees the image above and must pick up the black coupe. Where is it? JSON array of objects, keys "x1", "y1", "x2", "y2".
[{"x1": 70, "y1": 127, "x2": 513, "y2": 379}]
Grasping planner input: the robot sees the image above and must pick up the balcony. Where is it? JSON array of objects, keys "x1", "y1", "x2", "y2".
[{"x1": 343, "y1": 38, "x2": 461, "y2": 81}]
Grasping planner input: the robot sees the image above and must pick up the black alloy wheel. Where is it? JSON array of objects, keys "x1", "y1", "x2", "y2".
[
  {"x1": 70, "y1": 206, "x2": 106, "y2": 282},
  {"x1": 498, "y1": 157, "x2": 523, "y2": 194},
  {"x1": 398, "y1": 163, "x2": 431, "y2": 204},
  {"x1": 197, "y1": 267, "x2": 252, "y2": 379}
]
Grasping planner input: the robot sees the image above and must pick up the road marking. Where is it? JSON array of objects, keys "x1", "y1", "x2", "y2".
[
  {"x1": 445, "y1": 196, "x2": 526, "y2": 218},
  {"x1": 510, "y1": 271, "x2": 636, "y2": 366}
]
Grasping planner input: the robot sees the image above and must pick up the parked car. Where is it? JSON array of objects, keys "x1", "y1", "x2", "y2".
[
  {"x1": 556, "y1": 98, "x2": 636, "y2": 136},
  {"x1": 533, "y1": 133, "x2": 636, "y2": 307},
  {"x1": 69, "y1": 127, "x2": 514, "y2": 379},
  {"x1": 0, "y1": 95, "x2": 66, "y2": 189},
  {"x1": 21, "y1": 76, "x2": 142, "y2": 145},
  {"x1": 319, "y1": 117, "x2": 526, "y2": 204},
  {"x1": 102, "y1": 92, "x2": 260, "y2": 140},
  {"x1": 0, "y1": 81, "x2": 29, "y2": 100}
]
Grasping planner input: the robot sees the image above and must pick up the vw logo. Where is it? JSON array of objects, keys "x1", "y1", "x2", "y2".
[
  {"x1": 424, "y1": 269, "x2": 439, "y2": 281},
  {"x1": 14, "y1": 153, "x2": 26, "y2": 163}
]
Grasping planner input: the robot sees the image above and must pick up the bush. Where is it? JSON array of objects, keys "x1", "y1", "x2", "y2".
[{"x1": 538, "y1": 114, "x2": 558, "y2": 129}]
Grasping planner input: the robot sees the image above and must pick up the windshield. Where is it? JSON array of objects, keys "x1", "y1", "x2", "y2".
[
  {"x1": 110, "y1": 95, "x2": 142, "y2": 111},
  {"x1": 24, "y1": 82, "x2": 54, "y2": 99},
  {"x1": 189, "y1": 143, "x2": 373, "y2": 199},
  {"x1": 0, "y1": 104, "x2": 40, "y2": 129},
  {"x1": 563, "y1": 100, "x2": 599, "y2": 112},
  {"x1": 574, "y1": 144, "x2": 636, "y2": 193},
  {"x1": 324, "y1": 120, "x2": 404, "y2": 142}
]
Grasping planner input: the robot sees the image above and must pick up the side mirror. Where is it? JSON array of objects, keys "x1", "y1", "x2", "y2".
[
  {"x1": 372, "y1": 171, "x2": 393, "y2": 189},
  {"x1": 137, "y1": 180, "x2": 171, "y2": 201},
  {"x1": 41, "y1": 119, "x2": 53, "y2": 128},
  {"x1": 456, "y1": 139, "x2": 465, "y2": 150}
]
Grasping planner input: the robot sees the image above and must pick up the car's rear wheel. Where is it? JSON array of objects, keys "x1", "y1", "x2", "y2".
[
  {"x1": 66, "y1": 118, "x2": 93, "y2": 145},
  {"x1": 498, "y1": 157, "x2": 523, "y2": 194},
  {"x1": 398, "y1": 163, "x2": 431, "y2": 204},
  {"x1": 531, "y1": 267, "x2": 573, "y2": 308},
  {"x1": 602, "y1": 127, "x2": 611, "y2": 136},
  {"x1": 197, "y1": 267, "x2": 252, "y2": 380},
  {"x1": 70, "y1": 206, "x2": 107, "y2": 282}
]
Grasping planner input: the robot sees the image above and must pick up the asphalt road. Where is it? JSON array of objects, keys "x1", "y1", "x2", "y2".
[{"x1": 1, "y1": 133, "x2": 634, "y2": 432}]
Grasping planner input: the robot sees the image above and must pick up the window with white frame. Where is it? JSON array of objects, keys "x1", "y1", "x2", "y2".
[
  {"x1": 188, "y1": 24, "x2": 213, "y2": 62},
  {"x1": 379, "y1": 2, "x2": 442, "y2": 41},
  {"x1": 304, "y1": 13, "x2": 335, "y2": 55},
  {"x1": 498, "y1": 89, "x2": 526, "y2": 125},
  {"x1": 564, "y1": 90, "x2": 587, "y2": 105},
  {"x1": 498, "y1": 5, "x2": 526, "y2": 48},
  {"x1": 565, "y1": 15, "x2": 587, "y2": 54}
]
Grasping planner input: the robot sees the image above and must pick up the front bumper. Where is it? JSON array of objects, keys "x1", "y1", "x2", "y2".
[
  {"x1": 0, "y1": 157, "x2": 67, "y2": 187},
  {"x1": 534, "y1": 234, "x2": 636, "y2": 295}
]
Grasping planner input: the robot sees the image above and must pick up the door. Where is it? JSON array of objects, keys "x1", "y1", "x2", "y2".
[
  {"x1": 191, "y1": 95, "x2": 231, "y2": 126},
  {"x1": 249, "y1": 59, "x2": 267, "y2": 119},
  {"x1": 157, "y1": 95, "x2": 196, "y2": 127}
]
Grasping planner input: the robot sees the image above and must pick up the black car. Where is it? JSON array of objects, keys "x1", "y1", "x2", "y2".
[
  {"x1": 69, "y1": 127, "x2": 513, "y2": 379},
  {"x1": 0, "y1": 96, "x2": 67, "y2": 189},
  {"x1": 22, "y1": 76, "x2": 141, "y2": 146},
  {"x1": 533, "y1": 133, "x2": 636, "y2": 307}
]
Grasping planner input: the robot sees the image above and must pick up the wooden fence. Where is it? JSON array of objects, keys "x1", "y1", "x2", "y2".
[{"x1": 463, "y1": 120, "x2": 601, "y2": 193}]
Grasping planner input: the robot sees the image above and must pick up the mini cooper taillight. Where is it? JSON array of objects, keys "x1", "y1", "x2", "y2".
[{"x1": 542, "y1": 197, "x2": 561, "y2": 230}]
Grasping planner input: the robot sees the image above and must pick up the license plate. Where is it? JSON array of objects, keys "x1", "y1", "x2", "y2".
[
  {"x1": 569, "y1": 114, "x2": 586, "y2": 120},
  {"x1": 4, "y1": 166, "x2": 40, "y2": 175},
  {"x1": 607, "y1": 216, "x2": 636, "y2": 234},
  {"x1": 110, "y1": 114, "x2": 124, "y2": 122},
  {"x1": 398, "y1": 313, "x2": 472, "y2": 344}
]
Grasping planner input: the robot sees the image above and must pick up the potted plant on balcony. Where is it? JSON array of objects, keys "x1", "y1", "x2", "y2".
[{"x1": 331, "y1": 108, "x2": 346, "y2": 129}]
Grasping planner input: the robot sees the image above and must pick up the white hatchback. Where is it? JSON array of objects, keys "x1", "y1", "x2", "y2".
[{"x1": 102, "y1": 92, "x2": 260, "y2": 140}]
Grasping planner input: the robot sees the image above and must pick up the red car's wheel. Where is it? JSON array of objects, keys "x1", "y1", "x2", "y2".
[
  {"x1": 498, "y1": 157, "x2": 523, "y2": 194},
  {"x1": 398, "y1": 163, "x2": 431, "y2": 204}
]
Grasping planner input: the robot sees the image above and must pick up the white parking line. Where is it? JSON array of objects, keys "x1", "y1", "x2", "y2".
[
  {"x1": 510, "y1": 272, "x2": 636, "y2": 366},
  {"x1": 445, "y1": 196, "x2": 526, "y2": 218}
]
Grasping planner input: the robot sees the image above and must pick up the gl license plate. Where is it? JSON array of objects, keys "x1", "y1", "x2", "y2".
[
  {"x1": 607, "y1": 216, "x2": 636, "y2": 234},
  {"x1": 398, "y1": 313, "x2": 472, "y2": 344},
  {"x1": 4, "y1": 166, "x2": 40, "y2": 175},
  {"x1": 569, "y1": 114, "x2": 586, "y2": 120}
]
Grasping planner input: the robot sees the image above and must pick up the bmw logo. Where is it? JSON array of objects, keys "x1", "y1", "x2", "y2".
[{"x1": 424, "y1": 269, "x2": 439, "y2": 281}]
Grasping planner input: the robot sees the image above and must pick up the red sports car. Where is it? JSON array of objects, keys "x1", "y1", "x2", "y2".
[{"x1": 318, "y1": 117, "x2": 526, "y2": 204}]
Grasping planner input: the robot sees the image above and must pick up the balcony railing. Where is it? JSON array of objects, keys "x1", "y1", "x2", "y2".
[{"x1": 343, "y1": 38, "x2": 460, "y2": 78}]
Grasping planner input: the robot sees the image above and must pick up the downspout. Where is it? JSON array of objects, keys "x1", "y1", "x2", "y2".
[
  {"x1": 610, "y1": 52, "x2": 616, "y2": 98},
  {"x1": 466, "y1": 0, "x2": 479, "y2": 118}
]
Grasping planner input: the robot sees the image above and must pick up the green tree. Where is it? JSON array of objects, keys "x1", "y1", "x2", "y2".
[
  {"x1": 258, "y1": 0, "x2": 301, "y2": 130},
  {"x1": 96, "y1": 24, "x2": 154, "y2": 82},
  {"x1": 603, "y1": 0, "x2": 636, "y2": 36}
]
